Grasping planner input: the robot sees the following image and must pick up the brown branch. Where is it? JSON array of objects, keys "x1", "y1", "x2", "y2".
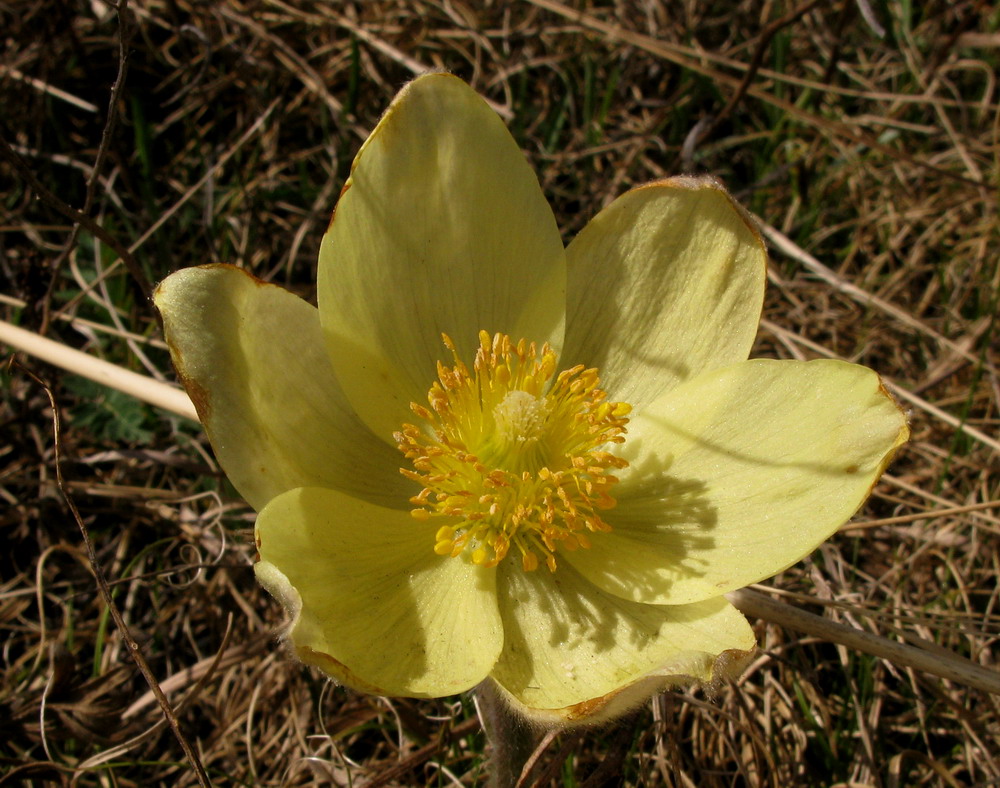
[
  {"x1": 40, "y1": 0, "x2": 135, "y2": 334},
  {"x1": 729, "y1": 588, "x2": 1000, "y2": 695},
  {"x1": 13, "y1": 361, "x2": 211, "y2": 788},
  {"x1": 693, "y1": 0, "x2": 825, "y2": 151},
  {"x1": 358, "y1": 716, "x2": 481, "y2": 788},
  {"x1": 0, "y1": 134, "x2": 152, "y2": 302},
  {"x1": 526, "y1": 0, "x2": 986, "y2": 189}
]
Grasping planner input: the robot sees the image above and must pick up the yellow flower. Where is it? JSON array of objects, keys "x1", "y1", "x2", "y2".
[{"x1": 154, "y1": 74, "x2": 908, "y2": 724}]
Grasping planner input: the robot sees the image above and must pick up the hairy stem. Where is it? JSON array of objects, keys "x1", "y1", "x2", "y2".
[{"x1": 476, "y1": 681, "x2": 545, "y2": 788}]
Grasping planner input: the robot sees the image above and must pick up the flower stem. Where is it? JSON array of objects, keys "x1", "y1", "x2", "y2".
[{"x1": 476, "y1": 681, "x2": 544, "y2": 788}]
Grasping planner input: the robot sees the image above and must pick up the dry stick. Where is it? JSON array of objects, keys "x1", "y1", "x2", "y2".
[
  {"x1": 33, "y1": 99, "x2": 279, "y2": 326},
  {"x1": 881, "y1": 471, "x2": 1000, "y2": 528},
  {"x1": 693, "y1": 0, "x2": 825, "y2": 150},
  {"x1": 122, "y1": 630, "x2": 261, "y2": 721},
  {"x1": 358, "y1": 716, "x2": 481, "y2": 788},
  {"x1": 0, "y1": 762, "x2": 74, "y2": 787},
  {"x1": 0, "y1": 319, "x2": 196, "y2": 420},
  {"x1": 14, "y1": 363, "x2": 211, "y2": 788},
  {"x1": 577, "y1": 714, "x2": 641, "y2": 788},
  {"x1": 0, "y1": 65, "x2": 99, "y2": 113},
  {"x1": 923, "y1": 0, "x2": 992, "y2": 77},
  {"x1": 760, "y1": 220, "x2": 983, "y2": 368},
  {"x1": 0, "y1": 292, "x2": 169, "y2": 349},
  {"x1": 40, "y1": 0, "x2": 134, "y2": 335},
  {"x1": 215, "y1": 5, "x2": 355, "y2": 132},
  {"x1": 519, "y1": 730, "x2": 582, "y2": 787},
  {"x1": 79, "y1": 618, "x2": 241, "y2": 772},
  {"x1": 332, "y1": 14, "x2": 514, "y2": 122},
  {"x1": 128, "y1": 99, "x2": 280, "y2": 257},
  {"x1": 884, "y1": 378, "x2": 1000, "y2": 456},
  {"x1": 817, "y1": 0, "x2": 856, "y2": 86},
  {"x1": 526, "y1": 0, "x2": 987, "y2": 189},
  {"x1": 729, "y1": 588, "x2": 1000, "y2": 695},
  {"x1": 516, "y1": 730, "x2": 563, "y2": 787},
  {"x1": 841, "y1": 499, "x2": 1000, "y2": 531},
  {"x1": 0, "y1": 134, "x2": 152, "y2": 300}
]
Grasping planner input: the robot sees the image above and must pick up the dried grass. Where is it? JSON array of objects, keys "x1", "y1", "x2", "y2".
[{"x1": 1, "y1": 0, "x2": 998, "y2": 785}]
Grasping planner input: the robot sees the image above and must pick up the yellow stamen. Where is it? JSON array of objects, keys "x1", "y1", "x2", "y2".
[{"x1": 394, "y1": 331, "x2": 630, "y2": 572}]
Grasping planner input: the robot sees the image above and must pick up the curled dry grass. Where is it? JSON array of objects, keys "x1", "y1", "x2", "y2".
[{"x1": 1, "y1": 0, "x2": 998, "y2": 785}]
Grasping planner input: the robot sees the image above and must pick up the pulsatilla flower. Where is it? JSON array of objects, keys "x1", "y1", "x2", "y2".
[{"x1": 154, "y1": 74, "x2": 908, "y2": 724}]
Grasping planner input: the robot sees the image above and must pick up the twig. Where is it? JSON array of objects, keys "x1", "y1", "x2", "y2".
[
  {"x1": 40, "y1": 0, "x2": 135, "y2": 334},
  {"x1": 0, "y1": 319, "x2": 196, "y2": 420},
  {"x1": 517, "y1": 729, "x2": 580, "y2": 787},
  {"x1": 0, "y1": 762, "x2": 73, "y2": 786},
  {"x1": 0, "y1": 133, "x2": 152, "y2": 299},
  {"x1": 757, "y1": 224, "x2": 984, "y2": 365},
  {"x1": 578, "y1": 714, "x2": 639, "y2": 787},
  {"x1": 14, "y1": 361, "x2": 212, "y2": 788},
  {"x1": 0, "y1": 65, "x2": 98, "y2": 112},
  {"x1": 729, "y1": 588, "x2": 1000, "y2": 695},
  {"x1": 692, "y1": 0, "x2": 825, "y2": 150},
  {"x1": 78, "y1": 617, "x2": 241, "y2": 771},
  {"x1": 358, "y1": 716, "x2": 481, "y2": 788},
  {"x1": 49, "y1": 97, "x2": 279, "y2": 323},
  {"x1": 525, "y1": 0, "x2": 987, "y2": 189},
  {"x1": 0, "y1": 292, "x2": 169, "y2": 349},
  {"x1": 841, "y1": 499, "x2": 1000, "y2": 531}
]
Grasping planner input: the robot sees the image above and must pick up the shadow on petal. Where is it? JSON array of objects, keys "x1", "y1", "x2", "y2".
[
  {"x1": 566, "y1": 448, "x2": 720, "y2": 605},
  {"x1": 492, "y1": 558, "x2": 754, "y2": 714}
]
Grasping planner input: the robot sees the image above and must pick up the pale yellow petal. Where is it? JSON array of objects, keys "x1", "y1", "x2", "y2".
[
  {"x1": 566, "y1": 359, "x2": 909, "y2": 605},
  {"x1": 319, "y1": 73, "x2": 566, "y2": 441},
  {"x1": 154, "y1": 265, "x2": 408, "y2": 512},
  {"x1": 562, "y1": 177, "x2": 766, "y2": 411},
  {"x1": 489, "y1": 561, "x2": 755, "y2": 722},
  {"x1": 255, "y1": 487, "x2": 503, "y2": 697}
]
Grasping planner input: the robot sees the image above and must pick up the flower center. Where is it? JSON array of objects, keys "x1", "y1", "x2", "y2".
[{"x1": 394, "y1": 331, "x2": 631, "y2": 572}]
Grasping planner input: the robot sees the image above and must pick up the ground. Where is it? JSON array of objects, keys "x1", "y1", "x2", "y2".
[{"x1": 1, "y1": 1, "x2": 998, "y2": 786}]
